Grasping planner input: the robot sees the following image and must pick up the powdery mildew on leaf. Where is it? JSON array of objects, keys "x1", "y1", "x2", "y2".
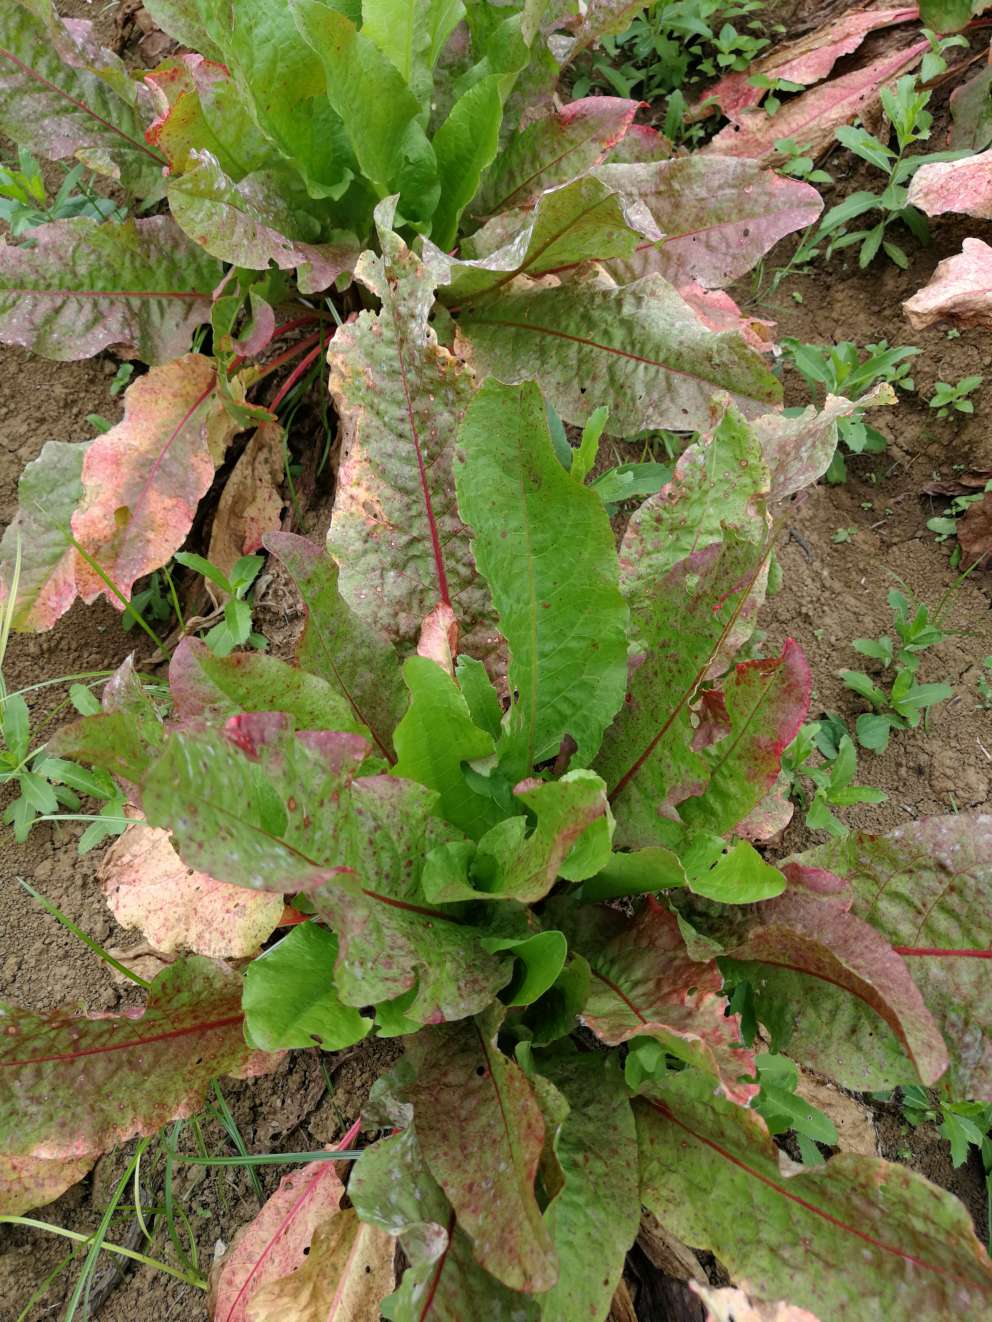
[{"x1": 100, "y1": 820, "x2": 284, "y2": 958}]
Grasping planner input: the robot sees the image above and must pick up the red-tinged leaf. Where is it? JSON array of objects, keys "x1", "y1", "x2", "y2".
[
  {"x1": 596, "y1": 157, "x2": 822, "y2": 288},
  {"x1": 703, "y1": 7, "x2": 919, "y2": 121},
  {"x1": 596, "y1": 534, "x2": 773, "y2": 848},
  {"x1": 210, "y1": 1143, "x2": 350, "y2": 1322},
  {"x1": 168, "y1": 637, "x2": 363, "y2": 736},
  {"x1": 167, "y1": 152, "x2": 359, "y2": 295},
  {"x1": 471, "y1": 97, "x2": 640, "y2": 216},
  {"x1": 0, "y1": 1152, "x2": 95, "y2": 1215},
  {"x1": 603, "y1": 121, "x2": 673, "y2": 164},
  {"x1": 706, "y1": 40, "x2": 929, "y2": 164},
  {"x1": 908, "y1": 144, "x2": 992, "y2": 218},
  {"x1": 636, "y1": 1070, "x2": 992, "y2": 1321},
  {"x1": 458, "y1": 275, "x2": 783, "y2": 433},
  {"x1": 407, "y1": 1014, "x2": 558, "y2": 1293},
  {"x1": 678, "y1": 639, "x2": 812, "y2": 838},
  {"x1": 100, "y1": 820, "x2": 283, "y2": 958},
  {"x1": 0, "y1": 440, "x2": 85, "y2": 632},
  {"x1": 754, "y1": 386, "x2": 895, "y2": 499},
  {"x1": 958, "y1": 491, "x2": 992, "y2": 569},
  {"x1": 327, "y1": 202, "x2": 495, "y2": 659},
  {"x1": 0, "y1": 216, "x2": 220, "y2": 363},
  {"x1": 726, "y1": 889, "x2": 949, "y2": 1085},
  {"x1": 795, "y1": 816, "x2": 992, "y2": 1097},
  {"x1": 559, "y1": 899, "x2": 757, "y2": 1104},
  {"x1": 349, "y1": 1126, "x2": 541, "y2": 1321},
  {"x1": 71, "y1": 353, "x2": 225, "y2": 606},
  {"x1": 0, "y1": 957, "x2": 252, "y2": 1160},
  {"x1": 207, "y1": 421, "x2": 285, "y2": 577},
  {"x1": 0, "y1": 0, "x2": 163, "y2": 197},
  {"x1": 679, "y1": 284, "x2": 776, "y2": 353},
  {"x1": 904, "y1": 237, "x2": 992, "y2": 330},
  {"x1": 246, "y1": 1209, "x2": 395, "y2": 1321},
  {"x1": 263, "y1": 533, "x2": 406, "y2": 763}
]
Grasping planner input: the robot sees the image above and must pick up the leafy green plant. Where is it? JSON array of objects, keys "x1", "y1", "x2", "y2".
[
  {"x1": 746, "y1": 1053, "x2": 838, "y2": 1165},
  {"x1": 782, "y1": 719, "x2": 886, "y2": 837},
  {"x1": 929, "y1": 374, "x2": 983, "y2": 419},
  {"x1": 0, "y1": 0, "x2": 824, "y2": 638},
  {"x1": 173, "y1": 551, "x2": 266, "y2": 657},
  {"x1": 4, "y1": 340, "x2": 992, "y2": 1318},
  {"x1": 781, "y1": 337, "x2": 917, "y2": 481},
  {"x1": 840, "y1": 588, "x2": 953, "y2": 752},
  {"x1": 812, "y1": 67, "x2": 971, "y2": 270},
  {"x1": 0, "y1": 146, "x2": 123, "y2": 237},
  {"x1": 897, "y1": 1087, "x2": 992, "y2": 1251}
]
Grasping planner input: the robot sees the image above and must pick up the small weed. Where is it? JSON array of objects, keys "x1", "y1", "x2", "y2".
[
  {"x1": 839, "y1": 588, "x2": 953, "y2": 752},
  {"x1": 782, "y1": 717, "x2": 886, "y2": 838},
  {"x1": 832, "y1": 527, "x2": 857, "y2": 543},
  {"x1": 0, "y1": 147, "x2": 124, "y2": 237},
  {"x1": 929, "y1": 375, "x2": 983, "y2": 419},
  {"x1": 746, "y1": 1054, "x2": 838, "y2": 1166},
  {"x1": 781, "y1": 338, "x2": 918, "y2": 482},
  {"x1": 774, "y1": 137, "x2": 833, "y2": 187},
  {"x1": 173, "y1": 552, "x2": 267, "y2": 657}
]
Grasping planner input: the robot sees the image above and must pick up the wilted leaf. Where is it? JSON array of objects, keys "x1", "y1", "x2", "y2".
[
  {"x1": 596, "y1": 157, "x2": 822, "y2": 289},
  {"x1": 167, "y1": 152, "x2": 359, "y2": 294},
  {"x1": 264, "y1": 532, "x2": 406, "y2": 763},
  {"x1": 471, "y1": 96, "x2": 639, "y2": 216},
  {"x1": 693, "y1": 1284, "x2": 822, "y2": 1321},
  {"x1": 407, "y1": 1014, "x2": 558, "y2": 1292},
  {"x1": 908, "y1": 144, "x2": 992, "y2": 219},
  {"x1": 456, "y1": 379, "x2": 629, "y2": 772},
  {"x1": 0, "y1": 440, "x2": 86, "y2": 631},
  {"x1": 560, "y1": 899, "x2": 757, "y2": 1103},
  {"x1": 0, "y1": 1152, "x2": 95, "y2": 1216},
  {"x1": 679, "y1": 284, "x2": 776, "y2": 353},
  {"x1": 707, "y1": 41, "x2": 929, "y2": 164},
  {"x1": 703, "y1": 7, "x2": 919, "y2": 121},
  {"x1": 247, "y1": 1208, "x2": 395, "y2": 1321},
  {"x1": 101, "y1": 819, "x2": 283, "y2": 958},
  {"x1": 539, "y1": 1054, "x2": 640, "y2": 1322},
  {"x1": 327, "y1": 202, "x2": 495, "y2": 659},
  {"x1": 754, "y1": 387, "x2": 896, "y2": 500},
  {"x1": 636, "y1": 1070, "x2": 992, "y2": 1320},
  {"x1": 0, "y1": 216, "x2": 220, "y2": 363},
  {"x1": 458, "y1": 274, "x2": 782, "y2": 433},
  {"x1": 207, "y1": 421, "x2": 285, "y2": 576},
  {"x1": 958, "y1": 491, "x2": 992, "y2": 569},
  {"x1": 795, "y1": 817, "x2": 992, "y2": 1097},
  {"x1": 243, "y1": 922, "x2": 372, "y2": 1053},
  {"x1": 0, "y1": 0, "x2": 162, "y2": 196},
  {"x1": 904, "y1": 237, "x2": 992, "y2": 330},
  {"x1": 0, "y1": 957, "x2": 252, "y2": 1159},
  {"x1": 210, "y1": 1154, "x2": 348, "y2": 1322}
]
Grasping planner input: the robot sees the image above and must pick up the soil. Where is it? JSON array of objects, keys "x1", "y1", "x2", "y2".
[{"x1": 1, "y1": 1, "x2": 991, "y2": 1318}]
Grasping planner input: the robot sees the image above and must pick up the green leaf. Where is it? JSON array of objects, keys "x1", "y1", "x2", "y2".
[
  {"x1": 580, "y1": 846, "x2": 687, "y2": 901},
  {"x1": 431, "y1": 75, "x2": 503, "y2": 250},
  {"x1": 537, "y1": 1053, "x2": 640, "y2": 1322},
  {"x1": 439, "y1": 174, "x2": 643, "y2": 304},
  {"x1": 689, "y1": 839, "x2": 787, "y2": 904},
  {"x1": 856, "y1": 712, "x2": 894, "y2": 752},
  {"x1": 570, "y1": 405, "x2": 609, "y2": 484},
  {"x1": 455, "y1": 379, "x2": 629, "y2": 774},
  {"x1": 1, "y1": 693, "x2": 29, "y2": 763},
  {"x1": 392, "y1": 655, "x2": 504, "y2": 839},
  {"x1": 264, "y1": 533, "x2": 406, "y2": 763},
  {"x1": 919, "y1": 0, "x2": 982, "y2": 32},
  {"x1": 243, "y1": 922, "x2": 372, "y2": 1050},
  {"x1": 481, "y1": 930, "x2": 567, "y2": 1005},
  {"x1": 0, "y1": 216, "x2": 221, "y2": 364},
  {"x1": 459, "y1": 276, "x2": 782, "y2": 433},
  {"x1": 0, "y1": 0, "x2": 163, "y2": 198},
  {"x1": 636, "y1": 1070, "x2": 992, "y2": 1320},
  {"x1": 407, "y1": 1013, "x2": 558, "y2": 1292},
  {"x1": 290, "y1": 0, "x2": 439, "y2": 220},
  {"x1": 169, "y1": 637, "x2": 366, "y2": 736},
  {"x1": 455, "y1": 655, "x2": 503, "y2": 740},
  {"x1": 326, "y1": 206, "x2": 496, "y2": 661}
]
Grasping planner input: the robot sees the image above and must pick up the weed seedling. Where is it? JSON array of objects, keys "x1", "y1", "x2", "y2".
[
  {"x1": 173, "y1": 552, "x2": 267, "y2": 657},
  {"x1": 839, "y1": 588, "x2": 954, "y2": 751},
  {"x1": 929, "y1": 375, "x2": 983, "y2": 419},
  {"x1": 0, "y1": 147, "x2": 124, "y2": 237},
  {"x1": 782, "y1": 719, "x2": 886, "y2": 837},
  {"x1": 746, "y1": 1054, "x2": 838, "y2": 1165}
]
